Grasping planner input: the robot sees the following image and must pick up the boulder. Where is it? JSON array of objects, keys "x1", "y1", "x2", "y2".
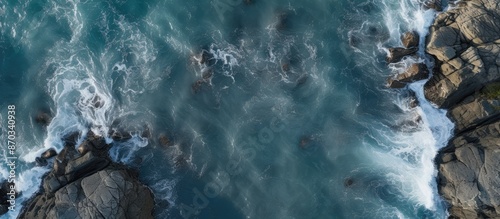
[
  {"x1": 41, "y1": 148, "x2": 57, "y2": 159},
  {"x1": 401, "y1": 31, "x2": 419, "y2": 48},
  {"x1": 388, "y1": 63, "x2": 429, "y2": 88},
  {"x1": 386, "y1": 47, "x2": 418, "y2": 63}
]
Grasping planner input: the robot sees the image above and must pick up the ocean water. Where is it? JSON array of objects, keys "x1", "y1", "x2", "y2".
[{"x1": 0, "y1": 0, "x2": 454, "y2": 218}]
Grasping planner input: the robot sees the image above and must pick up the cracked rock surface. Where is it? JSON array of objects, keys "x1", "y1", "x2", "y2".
[
  {"x1": 18, "y1": 132, "x2": 154, "y2": 219},
  {"x1": 425, "y1": 0, "x2": 500, "y2": 218}
]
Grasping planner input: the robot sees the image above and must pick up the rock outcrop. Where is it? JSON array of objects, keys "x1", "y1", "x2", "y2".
[
  {"x1": 19, "y1": 132, "x2": 155, "y2": 219},
  {"x1": 388, "y1": 63, "x2": 430, "y2": 88},
  {"x1": 424, "y1": 0, "x2": 500, "y2": 218}
]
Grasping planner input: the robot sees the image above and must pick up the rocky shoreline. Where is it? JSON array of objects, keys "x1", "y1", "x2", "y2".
[
  {"x1": 17, "y1": 131, "x2": 155, "y2": 219},
  {"x1": 425, "y1": 0, "x2": 500, "y2": 218}
]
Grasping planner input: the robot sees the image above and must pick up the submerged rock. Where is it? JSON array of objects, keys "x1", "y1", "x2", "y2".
[
  {"x1": 35, "y1": 112, "x2": 52, "y2": 127},
  {"x1": 19, "y1": 131, "x2": 155, "y2": 219},
  {"x1": 344, "y1": 177, "x2": 354, "y2": 188},
  {"x1": 158, "y1": 134, "x2": 171, "y2": 147}
]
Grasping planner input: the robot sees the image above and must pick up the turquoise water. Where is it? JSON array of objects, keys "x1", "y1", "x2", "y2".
[{"x1": 0, "y1": 0, "x2": 454, "y2": 218}]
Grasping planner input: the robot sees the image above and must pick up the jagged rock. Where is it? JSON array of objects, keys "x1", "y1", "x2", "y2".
[
  {"x1": 426, "y1": 2, "x2": 500, "y2": 217},
  {"x1": 423, "y1": 0, "x2": 442, "y2": 11},
  {"x1": 41, "y1": 148, "x2": 57, "y2": 159},
  {"x1": 424, "y1": 0, "x2": 500, "y2": 108},
  {"x1": 388, "y1": 63, "x2": 429, "y2": 88},
  {"x1": 21, "y1": 164, "x2": 154, "y2": 219},
  {"x1": 19, "y1": 132, "x2": 155, "y2": 219},
  {"x1": 386, "y1": 47, "x2": 418, "y2": 63},
  {"x1": 448, "y1": 94, "x2": 500, "y2": 134},
  {"x1": 436, "y1": 120, "x2": 500, "y2": 219},
  {"x1": 401, "y1": 31, "x2": 419, "y2": 48},
  {"x1": 405, "y1": 90, "x2": 420, "y2": 108}
]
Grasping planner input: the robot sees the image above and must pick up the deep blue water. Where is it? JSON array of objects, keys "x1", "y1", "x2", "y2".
[{"x1": 0, "y1": 0, "x2": 454, "y2": 218}]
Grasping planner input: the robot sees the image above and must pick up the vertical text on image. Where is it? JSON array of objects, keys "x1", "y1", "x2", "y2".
[{"x1": 6, "y1": 105, "x2": 17, "y2": 211}]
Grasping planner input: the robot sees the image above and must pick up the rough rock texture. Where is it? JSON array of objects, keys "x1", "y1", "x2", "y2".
[
  {"x1": 386, "y1": 47, "x2": 418, "y2": 63},
  {"x1": 425, "y1": 0, "x2": 500, "y2": 108},
  {"x1": 388, "y1": 63, "x2": 430, "y2": 88},
  {"x1": 19, "y1": 132, "x2": 155, "y2": 219},
  {"x1": 425, "y1": 1, "x2": 500, "y2": 218},
  {"x1": 402, "y1": 31, "x2": 420, "y2": 48},
  {"x1": 436, "y1": 121, "x2": 500, "y2": 219}
]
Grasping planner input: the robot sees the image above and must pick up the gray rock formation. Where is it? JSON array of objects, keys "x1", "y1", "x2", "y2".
[
  {"x1": 437, "y1": 121, "x2": 500, "y2": 218},
  {"x1": 19, "y1": 132, "x2": 155, "y2": 219},
  {"x1": 424, "y1": 0, "x2": 500, "y2": 218},
  {"x1": 388, "y1": 63, "x2": 430, "y2": 88},
  {"x1": 425, "y1": 0, "x2": 500, "y2": 108}
]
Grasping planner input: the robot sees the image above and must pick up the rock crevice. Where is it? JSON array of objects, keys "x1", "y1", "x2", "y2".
[
  {"x1": 18, "y1": 132, "x2": 155, "y2": 219},
  {"x1": 425, "y1": 0, "x2": 500, "y2": 218}
]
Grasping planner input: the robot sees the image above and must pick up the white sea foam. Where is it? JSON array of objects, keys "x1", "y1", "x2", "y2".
[{"x1": 376, "y1": 0, "x2": 454, "y2": 213}]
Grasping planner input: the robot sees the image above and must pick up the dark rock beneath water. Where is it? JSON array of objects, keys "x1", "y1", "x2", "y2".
[
  {"x1": 110, "y1": 129, "x2": 133, "y2": 141},
  {"x1": 344, "y1": 178, "x2": 354, "y2": 188},
  {"x1": 192, "y1": 79, "x2": 205, "y2": 93},
  {"x1": 386, "y1": 47, "x2": 418, "y2": 63},
  {"x1": 296, "y1": 74, "x2": 308, "y2": 87},
  {"x1": 299, "y1": 136, "x2": 312, "y2": 149},
  {"x1": 35, "y1": 112, "x2": 52, "y2": 126},
  {"x1": 159, "y1": 134, "x2": 171, "y2": 147}
]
